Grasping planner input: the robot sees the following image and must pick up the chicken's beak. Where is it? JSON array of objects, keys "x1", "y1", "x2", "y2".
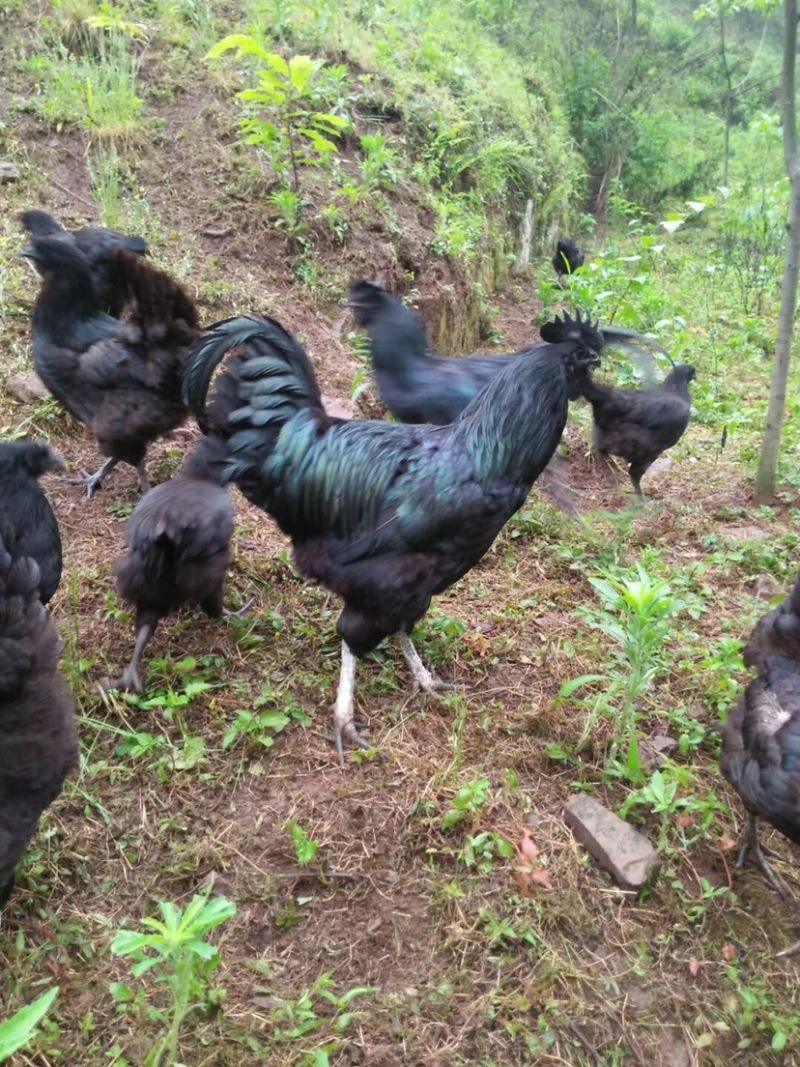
[{"x1": 20, "y1": 246, "x2": 35, "y2": 259}]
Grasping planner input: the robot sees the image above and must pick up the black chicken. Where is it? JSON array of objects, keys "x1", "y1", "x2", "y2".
[
  {"x1": 577, "y1": 361, "x2": 695, "y2": 499},
  {"x1": 181, "y1": 310, "x2": 649, "y2": 762},
  {"x1": 348, "y1": 280, "x2": 648, "y2": 426},
  {"x1": 0, "y1": 440, "x2": 64, "y2": 605},
  {"x1": 21, "y1": 209, "x2": 148, "y2": 317},
  {"x1": 552, "y1": 237, "x2": 585, "y2": 282},
  {"x1": 24, "y1": 234, "x2": 199, "y2": 496},
  {"x1": 110, "y1": 435, "x2": 235, "y2": 693},
  {"x1": 0, "y1": 521, "x2": 77, "y2": 907},
  {"x1": 720, "y1": 572, "x2": 800, "y2": 956}
]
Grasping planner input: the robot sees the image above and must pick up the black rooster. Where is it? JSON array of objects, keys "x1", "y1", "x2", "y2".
[
  {"x1": 577, "y1": 361, "x2": 695, "y2": 499},
  {"x1": 720, "y1": 571, "x2": 800, "y2": 956},
  {"x1": 0, "y1": 440, "x2": 64, "y2": 606},
  {"x1": 552, "y1": 237, "x2": 585, "y2": 282},
  {"x1": 24, "y1": 234, "x2": 199, "y2": 496},
  {"x1": 21, "y1": 209, "x2": 148, "y2": 317},
  {"x1": 110, "y1": 435, "x2": 235, "y2": 693},
  {"x1": 181, "y1": 310, "x2": 637, "y2": 762},
  {"x1": 0, "y1": 521, "x2": 77, "y2": 907}
]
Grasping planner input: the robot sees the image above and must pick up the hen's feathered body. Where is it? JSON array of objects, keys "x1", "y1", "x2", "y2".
[
  {"x1": 348, "y1": 281, "x2": 523, "y2": 424},
  {"x1": 25, "y1": 235, "x2": 198, "y2": 495},
  {"x1": 552, "y1": 237, "x2": 585, "y2": 280},
  {"x1": 112, "y1": 436, "x2": 235, "y2": 692},
  {"x1": 0, "y1": 441, "x2": 64, "y2": 605},
  {"x1": 183, "y1": 311, "x2": 606, "y2": 757},
  {"x1": 720, "y1": 573, "x2": 800, "y2": 954},
  {"x1": 0, "y1": 524, "x2": 77, "y2": 906},
  {"x1": 578, "y1": 364, "x2": 695, "y2": 497},
  {"x1": 21, "y1": 209, "x2": 147, "y2": 317}
]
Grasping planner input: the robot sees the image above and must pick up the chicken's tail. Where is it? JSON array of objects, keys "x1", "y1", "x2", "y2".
[
  {"x1": 0, "y1": 527, "x2": 53, "y2": 697},
  {"x1": 108, "y1": 249, "x2": 199, "y2": 344},
  {"x1": 182, "y1": 315, "x2": 323, "y2": 429}
]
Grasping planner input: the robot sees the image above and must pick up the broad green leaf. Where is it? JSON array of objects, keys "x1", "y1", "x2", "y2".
[
  {"x1": 288, "y1": 55, "x2": 316, "y2": 90},
  {"x1": 205, "y1": 34, "x2": 270, "y2": 61},
  {"x1": 265, "y1": 52, "x2": 291, "y2": 78},
  {"x1": 558, "y1": 674, "x2": 606, "y2": 699},
  {"x1": 0, "y1": 987, "x2": 59, "y2": 1060}
]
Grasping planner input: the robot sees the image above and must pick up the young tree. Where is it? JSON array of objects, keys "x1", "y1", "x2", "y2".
[{"x1": 755, "y1": 0, "x2": 800, "y2": 502}]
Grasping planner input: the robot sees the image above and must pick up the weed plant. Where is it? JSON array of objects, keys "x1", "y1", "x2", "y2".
[{"x1": 111, "y1": 892, "x2": 237, "y2": 1067}]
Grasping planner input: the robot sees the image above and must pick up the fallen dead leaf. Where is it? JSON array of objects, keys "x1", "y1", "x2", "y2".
[
  {"x1": 718, "y1": 833, "x2": 738, "y2": 853},
  {"x1": 465, "y1": 632, "x2": 491, "y2": 657}
]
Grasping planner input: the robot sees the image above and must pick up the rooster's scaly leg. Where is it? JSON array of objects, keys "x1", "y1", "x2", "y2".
[
  {"x1": 397, "y1": 632, "x2": 461, "y2": 693},
  {"x1": 332, "y1": 641, "x2": 372, "y2": 765}
]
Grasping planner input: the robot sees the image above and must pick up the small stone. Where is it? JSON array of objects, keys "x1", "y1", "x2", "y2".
[
  {"x1": 564, "y1": 794, "x2": 661, "y2": 891},
  {"x1": 724, "y1": 525, "x2": 768, "y2": 542},
  {"x1": 321, "y1": 393, "x2": 356, "y2": 420},
  {"x1": 0, "y1": 162, "x2": 19, "y2": 183},
  {"x1": 640, "y1": 734, "x2": 678, "y2": 769},
  {"x1": 5, "y1": 371, "x2": 50, "y2": 405},
  {"x1": 754, "y1": 573, "x2": 782, "y2": 601}
]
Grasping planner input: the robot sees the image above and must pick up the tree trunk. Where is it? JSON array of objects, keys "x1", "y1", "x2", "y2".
[
  {"x1": 755, "y1": 0, "x2": 800, "y2": 503},
  {"x1": 514, "y1": 198, "x2": 536, "y2": 274},
  {"x1": 719, "y1": 12, "x2": 733, "y2": 186}
]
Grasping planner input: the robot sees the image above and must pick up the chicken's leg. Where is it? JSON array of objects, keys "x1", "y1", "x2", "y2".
[
  {"x1": 397, "y1": 632, "x2": 461, "y2": 693},
  {"x1": 67, "y1": 456, "x2": 119, "y2": 498},
  {"x1": 332, "y1": 641, "x2": 373, "y2": 765},
  {"x1": 107, "y1": 622, "x2": 154, "y2": 694},
  {"x1": 136, "y1": 461, "x2": 151, "y2": 494},
  {"x1": 737, "y1": 811, "x2": 788, "y2": 897}
]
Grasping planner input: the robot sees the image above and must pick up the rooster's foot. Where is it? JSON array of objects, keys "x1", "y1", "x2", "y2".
[
  {"x1": 737, "y1": 812, "x2": 789, "y2": 898},
  {"x1": 396, "y1": 632, "x2": 465, "y2": 695}
]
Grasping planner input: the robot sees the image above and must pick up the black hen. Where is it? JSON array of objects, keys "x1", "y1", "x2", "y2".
[
  {"x1": 720, "y1": 572, "x2": 800, "y2": 956},
  {"x1": 348, "y1": 280, "x2": 647, "y2": 426},
  {"x1": 0, "y1": 523, "x2": 77, "y2": 907},
  {"x1": 552, "y1": 237, "x2": 585, "y2": 281},
  {"x1": 577, "y1": 362, "x2": 695, "y2": 499},
  {"x1": 181, "y1": 311, "x2": 621, "y2": 762},
  {"x1": 21, "y1": 209, "x2": 148, "y2": 317},
  {"x1": 0, "y1": 440, "x2": 64, "y2": 606},
  {"x1": 24, "y1": 235, "x2": 199, "y2": 496},
  {"x1": 111, "y1": 435, "x2": 235, "y2": 693}
]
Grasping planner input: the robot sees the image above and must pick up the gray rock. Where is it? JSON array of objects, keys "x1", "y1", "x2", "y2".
[
  {"x1": 724, "y1": 525, "x2": 768, "y2": 542},
  {"x1": 564, "y1": 794, "x2": 661, "y2": 891},
  {"x1": 0, "y1": 162, "x2": 19, "y2": 183},
  {"x1": 754, "y1": 573, "x2": 782, "y2": 602},
  {"x1": 321, "y1": 393, "x2": 355, "y2": 420},
  {"x1": 5, "y1": 371, "x2": 50, "y2": 405}
]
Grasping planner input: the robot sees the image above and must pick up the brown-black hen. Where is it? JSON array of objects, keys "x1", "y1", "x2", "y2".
[
  {"x1": 180, "y1": 310, "x2": 649, "y2": 763},
  {"x1": 577, "y1": 361, "x2": 695, "y2": 499},
  {"x1": 552, "y1": 237, "x2": 585, "y2": 282},
  {"x1": 0, "y1": 440, "x2": 64, "y2": 606},
  {"x1": 20, "y1": 208, "x2": 148, "y2": 316},
  {"x1": 24, "y1": 234, "x2": 199, "y2": 496},
  {"x1": 0, "y1": 521, "x2": 77, "y2": 908},
  {"x1": 110, "y1": 435, "x2": 235, "y2": 693},
  {"x1": 721, "y1": 572, "x2": 800, "y2": 955}
]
